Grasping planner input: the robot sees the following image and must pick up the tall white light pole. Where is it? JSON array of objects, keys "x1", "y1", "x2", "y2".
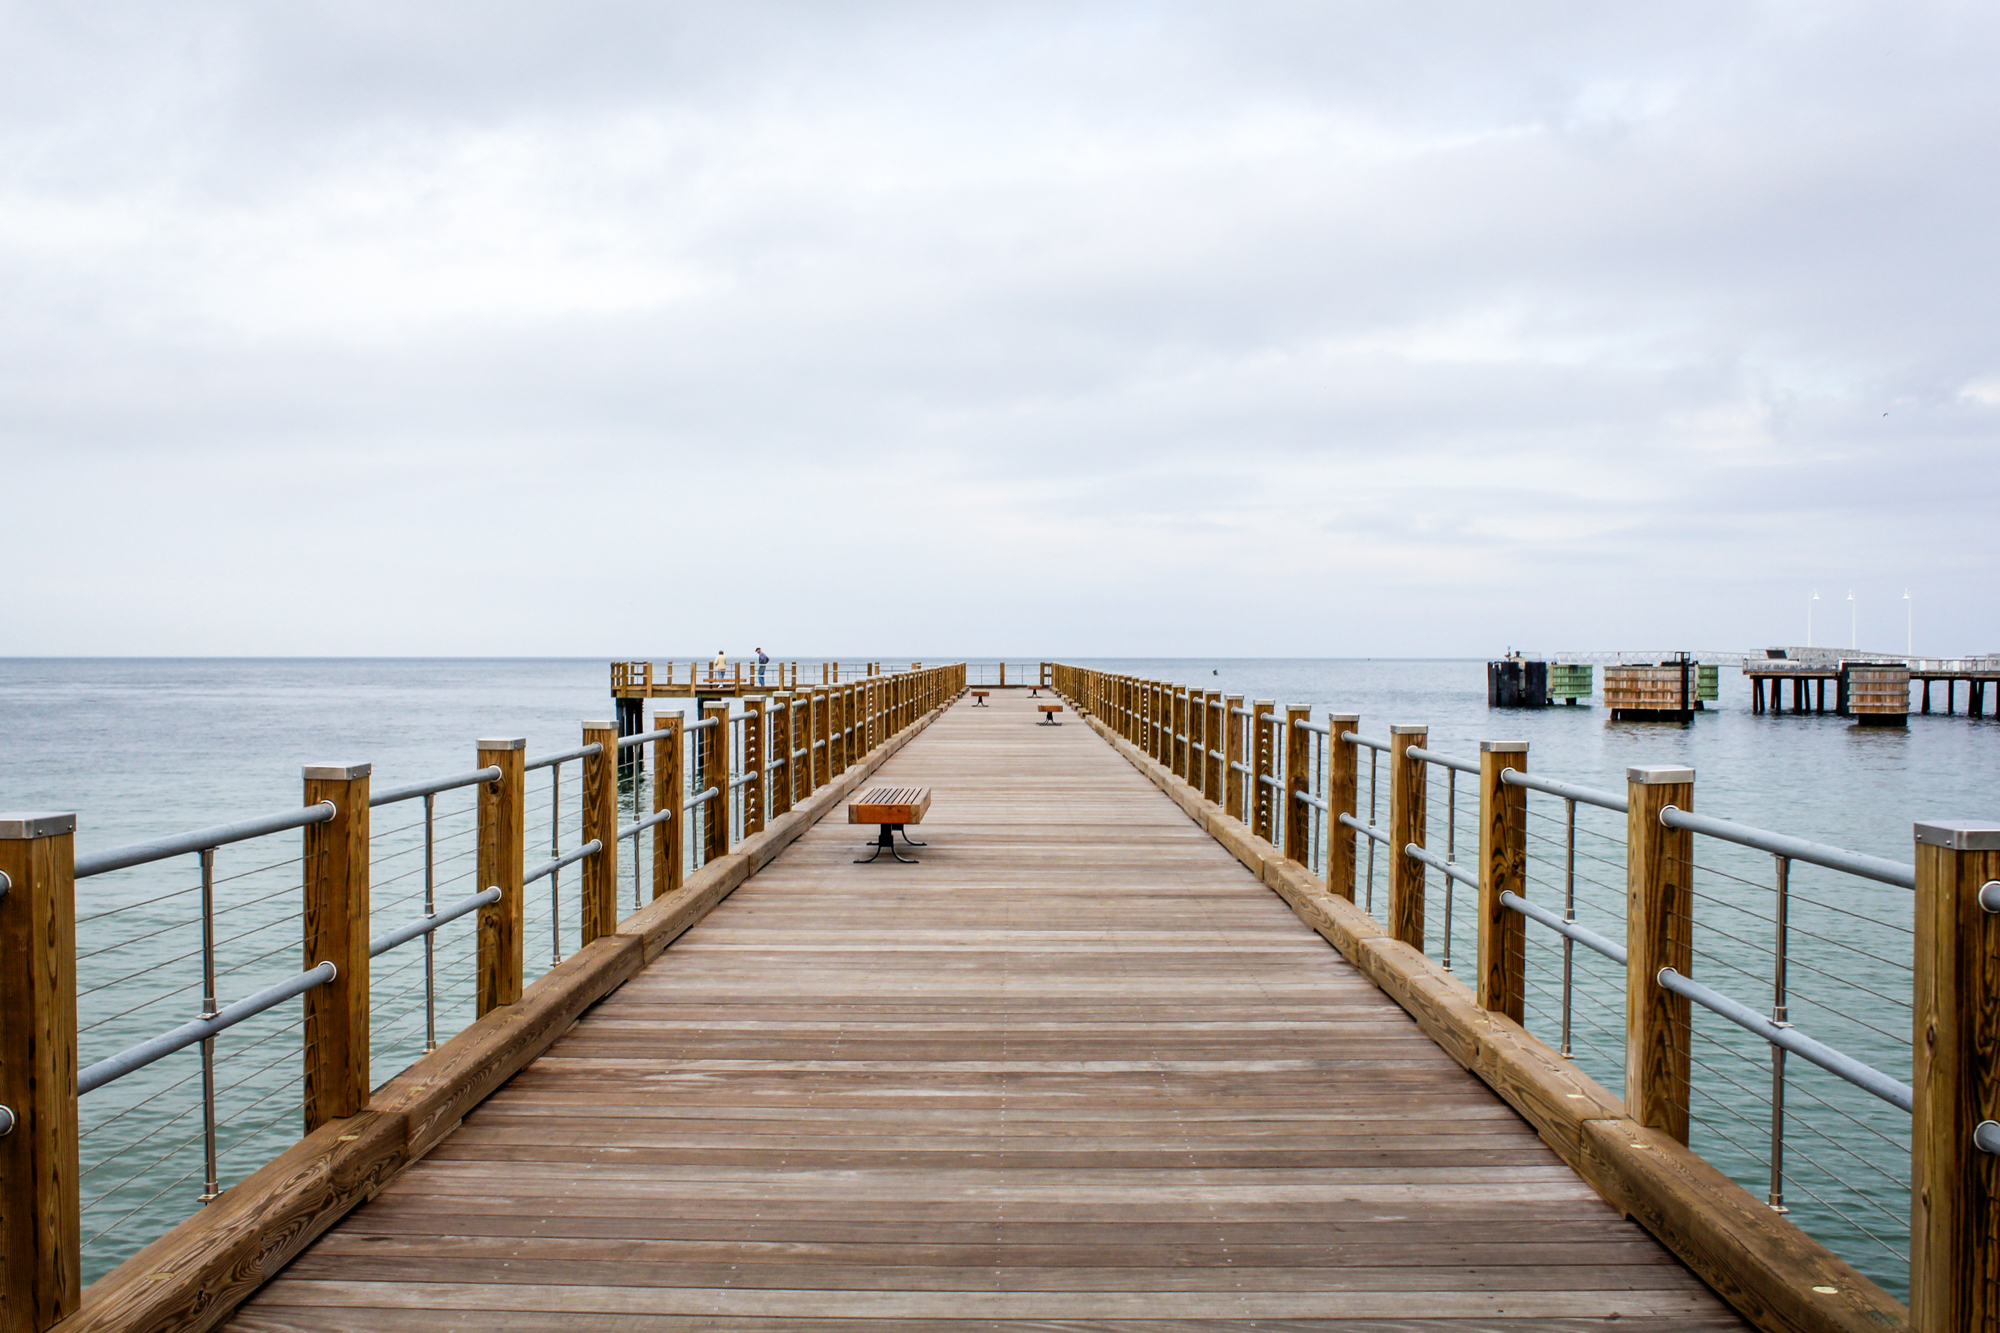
[
  {"x1": 1904, "y1": 589, "x2": 1912, "y2": 657},
  {"x1": 1808, "y1": 589, "x2": 1818, "y2": 647},
  {"x1": 1847, "y1": 589, "x2": 1856, "y2": 651}
]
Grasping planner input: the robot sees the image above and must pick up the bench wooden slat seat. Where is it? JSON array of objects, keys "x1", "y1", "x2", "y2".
[
  {"x1": 1037, "y1": 703, "x2": 1063, "y2": 725},
  {"x1": 849, "y1": 786, "x2": 932, "y2": 863},
  {"x1": 970, "y1": 691, "x2": 991, "y2": 706}
]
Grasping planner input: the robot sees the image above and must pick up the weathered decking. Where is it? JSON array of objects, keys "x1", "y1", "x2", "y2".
[{"x1": 227, "y1": 690, "x2": 1746, "y2": 1331}]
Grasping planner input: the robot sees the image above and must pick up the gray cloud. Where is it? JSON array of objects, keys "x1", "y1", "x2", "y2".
[{"x1": 1, "y1": 1, "x2": 1995, "y2": 657}]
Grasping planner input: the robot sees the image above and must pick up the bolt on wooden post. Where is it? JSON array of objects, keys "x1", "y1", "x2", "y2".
[
  {"x1": 1283, "y1": 706, "x2": 1311, "y2": 865},
  {"x1": 579, "y1": 723, "x2": 619, "y2": 944},
  {"x1": 302, "y1": 762, "x2": 370, "y2": 1131},
  {"x1": 1251, "y1": 701, "x2": 1276, "y2": 843},
  {"x1": 743, "y1": 699, "x2": 766, "y2": 837},
  {"x1": 1477, "y1": 741, "x2": 1529, "y2": 1022},
  {"x1": 1387, "y1": 727, "x2": 1428, "y2": 950},
  {"x1": 652, "y1": 718, "x2": 682, "y2": 900},
  {"x1": 475, "y1": 738, "x2": 525, "y2": 1015},
  {"x1": 1327, "y1": 714, "x2": 1359, "y2": 900},
  {"x1": 0, "y1": 812, "x2": 80, "y2": 1332},
  {"x1": 1911, "y1": 818, "x2": 2000, "y2": 1332},
  {"x1": 1625, "y1": 765, "x2": 1695, "y2": 1143}
]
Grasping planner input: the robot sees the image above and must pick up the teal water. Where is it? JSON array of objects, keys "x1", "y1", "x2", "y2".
[{"x1": 3, "y1": 657, "x2": 1994, "y2": 1294}]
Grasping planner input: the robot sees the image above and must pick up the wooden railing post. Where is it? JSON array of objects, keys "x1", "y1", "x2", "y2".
[
  {"x1": 0, "y1": 811, "x2": 80, "y2": 1331},
  {"x1": 832, "y1": 686, "x2": 849, "y2": 776},
  {"x1": 702, "y1": 703, "x2": 731, "y2": 862},
  {"x1": 1223, "y1": 696, "x2": 1246, "y2": 821},
  {"x1": 1283, "y1": 706, "x2": 1311, "y2": 865},
  {"x1": 743, "y1": 699, "x2": 766, "y2": 837},
  {"x1": 770, "y1": 698, "x2": 793, "y2": 819},
  {"x1": 1328, "y1": 714, "x2": 1359, "y2": 900},
  {"x1": 1388, "y1": 726, "x2": 1427, "y2": 951},
  {"x1": 653, "y1": 718, "x2": 682, "y2": 899},
  {"x1": 580, "y1": 723, "x2": 618, "y2": 944},
  {"x1": 811, "y1": 689, "x2": 829, "y2": 789},
  {"x1": 1625, "y1": 764, "x2": 1695, "y2": 1143},
  {"x1": 1187, "y1": 688, "x2": 1206, "y2": 794},
  {"x1": 1204, "y1": 693, "x2": 1224, "y2": 804},
  {"x1": 1173, "y1": 689, "x2": 1189, "y2": 781},
  {"x1": 302, "y1": 762, "x2": 370, "y2": 1131},
  {"x1": 1911, "y1": 817, "x2": 2000, "y2": 1331},
  {"x1": 1251, "y1": 701, "x2": 1276, "y2": 843},
  {"x1": 475, "y1": 739, "x2": 525, "y2": 1015},
  {"x1": 1477, "y1": 741, "x2": 1528, "y2": 1021}
]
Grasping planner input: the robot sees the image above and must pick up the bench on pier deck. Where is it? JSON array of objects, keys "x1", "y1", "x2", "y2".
[
  {"x1": 848, "y1": 785, "x2": 931, "y2": 863},
  {"x1": 1037, "y1": 703, "x2": 1063, "y2": 725},
  {"x1": 970, "y1": 690, "x2": 990, "y2": 706}
]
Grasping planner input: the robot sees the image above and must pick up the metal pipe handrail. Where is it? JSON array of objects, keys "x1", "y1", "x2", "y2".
[
  {"x1": 525, "y1": 742, "x2": 602, "y2": 772},
  {"x1": 1406, "y1": 842, "x2": 1477, "y2": 890},
  {"x1": 76, "y1": 802, "x2": 337, "y2": 879},
  {"x1": 1340, "y1": 731, "x2": 1387, "y2": 753},
  {"x1": 730, "y1": 772, "x2": 756, "y2": 789},
  {"x1": 1500, "y1": 889, "x2": 1627, "y2": 964},
  {"x1": 1657, "y1": 967, "x2": 1913, "y2": 1112},
  {"x1": 687, "y1": 716, "x2": 720, "y2": 731},
  {"x1": 1339, "y1": 812, "x2": 1390, "y2": 845},
  {"x1": 683, "y1": 786, "x2": 719, "y2": 810},
  {"x1": 614, "y1": 727, "x2": 675, "y2": 751},
  {"x1": 1660, "y1": 806, "x2": 1914, "y2": 890},
  {"x1": 1293, "y1": 719, "x2": 1332, "y2": 736},
  {"x1": 370, "y1": 767, "x2": 501, "y2": 808},
  {"x1": 78, "y1": 962, "x2": 337, "y2": 1095},
  {"x1": 1230, "y1": 761, "x2": 1252, "y2": 776},
  {"x1": 524, "y1": 840, "x2": 601, "y2": 885},
  {"x1": 1258, "y1": 773, "x2": 1282, "y2": 789},
  {"x1": 1294, "y1": 788, "x2": 1329, "y2": 812},
  {"x1": 618, "y1": 807, "x2": 676, "y2": 842},
  {"x1": 1406, "y1": 745, "x2": 1477, "y2": 776},
  {"x1": 1231, "y1": 707, "x2": 1252, "y2": 718},
  {"x1": 1500, "y1": 768, "x2": 1628, "y2": 814},
  {"x1": 369, "y1": 887, "x2": 501, "y2": 958}
]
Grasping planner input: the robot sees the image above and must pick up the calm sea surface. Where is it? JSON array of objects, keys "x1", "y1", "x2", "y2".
[{"x1": 3, "y1": 657, "x2": 1994, "y2": 1294}]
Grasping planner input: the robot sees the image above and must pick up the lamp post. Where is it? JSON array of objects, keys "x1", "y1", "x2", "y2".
[
  {"x1": 1808, "y1": 589, "x2": 1818, "y2": 648},
  {"x1": 1904, "y1": 589, "x2": 1912, "y2": 657},
  {"x1": 1847, "y1": 590, "x2": 1856, "y2": 651}
]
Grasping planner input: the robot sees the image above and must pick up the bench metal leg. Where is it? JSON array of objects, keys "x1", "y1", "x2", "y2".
[{"x1": 856, "y1": 824, "x2": 918, "y2": 864}]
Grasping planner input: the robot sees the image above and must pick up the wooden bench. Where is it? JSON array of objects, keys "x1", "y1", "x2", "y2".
[
  {"x1": 970, "y1": 690, "x2": 990, "y2": 706},
  {"x1": 1037, "y1": 704, "x2": 1063, "y2": 726},
  {"x1": 849, "y1": 785, "x2": 931, "y2": 863}
]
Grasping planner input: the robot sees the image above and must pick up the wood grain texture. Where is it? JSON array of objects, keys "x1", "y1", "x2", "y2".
[
  {"x1": 225, "y1": 689, "x2": 1745, "y2": 1333},
  {"x1": 1283, "y1": 705, "x2": 1310, "y2": 867},
  {"x1": 1388, "y1": 728, "x2": 1426, "y2": 953},
  {"x1": 1328, "y1": 713, "x2": 1359, "y2": 902},
  {"x1": 1477, "y1": 745, "x2": 1527, "y2": 1022},
  {"x1": 580, "y1": 724, "x2": 619, "y2": 947},
  {"x1": 476, "y1": 744, "x2": 525, "y2": 1015},
  {"x1": 1223, "y1": 695, "x2": 1245, "y2": 823},
  {"x1": 1624, "y1": 773, "x2": 1692, "y2": 1144},
  {"x1": 0, "y1": 825, "x2": 80, "y2": 1331},
  {"x1": 1911, "y1": 837, "x2": 2000, "y2": 1331},
  {"x1": 303, "y1": 771, "x2": 370, "y2": 1132},
  {"x1": 652, "y1": 719, "x2": 682, "y2": 902}
]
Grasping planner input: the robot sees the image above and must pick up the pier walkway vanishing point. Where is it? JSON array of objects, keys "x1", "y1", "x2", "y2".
[{"x1": 225, "y1": 689, "x2": 1743, "y2": 1331}]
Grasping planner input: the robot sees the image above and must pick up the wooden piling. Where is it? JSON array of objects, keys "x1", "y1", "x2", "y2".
[
  {"x1": 1283, "y1": 705, "x2": 1311, "y2": 866},
  {"x1": 580, "y1": 723, "x2": 619, "y2": 944},
  {"x1": 652, "y1": 718, "x2": 682, "y2": 900},
  {"x1": 1911, "y1": 818, "x2": 2000, "y2": 1332},
  {"x1": 1327, "y1": 714, "x2": 1359, "y2": 901},
  {"x1": 1625, "y1": 764, "x2": 1695, "y2": 1143},
  {"x1": 1477, "y1": 741, "x2": 1529, "y2": 1022},
  {"x1": 475, "y1": 739, "x2": 526, "y2": 1015},
  {"x1": 302, "y1": 762, "x2": 370, "y2": 1132},
  {"x1": 1388, "y1": 726, "x2": 1427, "y2": 951},
  {"x1": 0, "y1": 812, "x2": 80, "y2": 1331}
]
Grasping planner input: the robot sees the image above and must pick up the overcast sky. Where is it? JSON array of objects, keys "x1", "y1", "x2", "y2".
[{"x1": 2, "y1": 2, "x2": 1994, "y2": 658}]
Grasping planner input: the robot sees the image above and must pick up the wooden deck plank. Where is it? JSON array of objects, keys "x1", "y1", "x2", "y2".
[{"x1": 225, "y1": 689, "x2": 1746, "y2": 1330}]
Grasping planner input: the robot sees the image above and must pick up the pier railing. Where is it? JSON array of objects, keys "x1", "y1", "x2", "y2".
[
  {"x1": 1049, "y1": 662, "x2": 1997, "y2": 1333},
  {"x1": 0, "y1": 662, "x2": 964, "y2": 1332}
]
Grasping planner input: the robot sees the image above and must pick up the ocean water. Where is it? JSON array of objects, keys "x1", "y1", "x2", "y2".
[{"x1": 3, "y1": 656, "x2": 1993, "y2": 1294}]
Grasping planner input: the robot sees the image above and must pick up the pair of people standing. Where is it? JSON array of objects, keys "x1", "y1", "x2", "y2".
[{"x1": 709, "y1": 648, "x2": 772, "y2": 685}]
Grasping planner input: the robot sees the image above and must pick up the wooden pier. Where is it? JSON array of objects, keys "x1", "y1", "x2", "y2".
[{"x1": 219, "y1": 689, "x2": 1745, "y2": 1331}]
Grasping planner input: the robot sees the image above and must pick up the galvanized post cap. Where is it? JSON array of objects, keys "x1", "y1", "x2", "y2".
[
  {"x1": 1913, "y1": 820, "x2": 2000, "y2": 851},
  {"x1": 1480, "y1": 740, "x2": 1530, "y2": 753},
  {"x1": 1329, "y1": 712, "x2": 1360, "y2": 724},
  {"x1": 1627, "y1": 765, "x2": 1695, "y2": 785},
  {"x1": 477, "y1": 737, "x2": 527, "y2": 750},
  {"x1": 302, "y1": 763, "x2": 370, "y2": 781},
  {"x1": 0, "y1": 812, "x2": 76, "y2": 839},
  {"x1": 581, "y1": 721, "x2": 613, "y2": 731},
  {"x1": 1390, "y1": 724, "x2": 1428, "y2": 735}
]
